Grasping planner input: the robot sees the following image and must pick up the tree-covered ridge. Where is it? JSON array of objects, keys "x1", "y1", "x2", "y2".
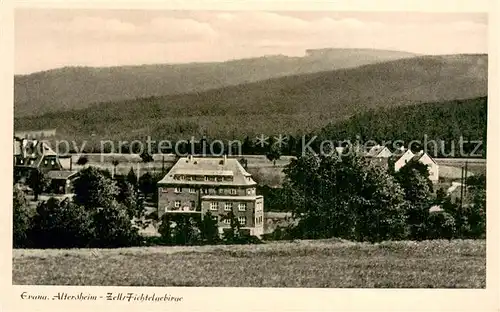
[
  {"x1": 319, "y1": 97, "x2": 487, "y2": 157},
  {"x1": 15, "y1": 48, "x2": 419, "y2": 117},
  {"x1": 15, "y1": 54, "x2": 487, "y2": 141}
]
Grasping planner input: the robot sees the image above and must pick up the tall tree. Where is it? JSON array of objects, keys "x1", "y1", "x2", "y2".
[
  {"x1": 158, "y1": 213, "x2": 173, "y2": 245},
  {"x1": 126, "y1": 167, "x2": 138, "y2": 186},
  {"x1": 140, "y1": 151, "x2": 154, "y2": 163},
  {"x1": 282, "y1": 152, "x2": 408, "y2": 242},
  {"x1": 73, "y1": 167, "x2": 119, "y2": 211},
  {"x1": 13, "y1": 187, "x2": 30, "y2": 248},
  {"x1": 266, "y1": 144, "x2": 282, "y2": 166},
  {"x1": 464, "y1": 174, "x2": 486, "y2": 238},
  {"x1": 91, "y1": 200, "x2": 141, "y2": 247},
  {"x1": 77, "y1": 156, "x2": 89, "y2": 166},
  {"x1": 171, "y1": 215, "x2": 200, "y2": 245},
  {"x1": 393, "y1": 159, "x2": 434, "y2": 240},
  {"x1": 27, "y1": 168, "x2": 50, "y2": 201},
  {"x1": 221, "y1": 211, "x2": 244, "y2": 243},
  {"x1": 138, "y1": 172, "x2": 155, "y2": 197},
  {"x1": 198, "y1": 211, "x2": 220, "y2": 244},
  {"x1": 29, "y1": 198, "x2": 94, "y2": 248}
]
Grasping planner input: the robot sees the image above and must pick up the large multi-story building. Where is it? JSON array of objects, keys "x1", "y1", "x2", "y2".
[{"x1": 157, "y1": 155, "x2": 264, "y2": 237}]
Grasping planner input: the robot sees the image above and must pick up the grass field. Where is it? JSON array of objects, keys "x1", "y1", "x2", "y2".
[{"x1": 13, "y1": 239, "x2": 485, "y2": 288}]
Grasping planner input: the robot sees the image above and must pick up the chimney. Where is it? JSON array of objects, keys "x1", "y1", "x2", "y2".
[{"x1": 187, "y1": 154, "x2": 193, "y2": 162}]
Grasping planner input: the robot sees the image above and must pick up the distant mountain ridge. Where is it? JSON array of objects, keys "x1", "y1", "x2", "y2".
[
  {"x1": 14, "y1": 48, "x2": 418, "y2": 117},
  {"x1": 14, "y1": 54, "x2": 487, "y2": 144}
]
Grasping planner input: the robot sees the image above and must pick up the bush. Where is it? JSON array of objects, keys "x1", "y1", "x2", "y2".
[
  {"x1": 29, "y1": 198, "x2": 95, "y2": 248},
  {"x1": 427, "y1": 211, "x2": 456, "y2": 240},
  {"x1": 261, "y1": 226, "x2": 295, "y2": 241},
  {"x1": 91, "y1": 201, "x2": 142, "y2": 248},
  {"x1": 13, "y1": 187, "x2": 30, "y2": 248}
]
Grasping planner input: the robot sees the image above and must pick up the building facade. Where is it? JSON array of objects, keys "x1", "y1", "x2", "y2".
[
  {"x1": 157, "y1": 156, "x2": 264, "y2": 237},
  {"x1": 14, "y1": 136, "x2": 79, "y2": 193}
]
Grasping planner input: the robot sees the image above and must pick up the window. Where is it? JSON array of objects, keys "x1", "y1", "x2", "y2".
[
  {"x1": 189, "y1": 188, "x2": 196, "y2": 194},
  {"x1": 223, "y1": 219, "x2": 231, "y2": 225},
  {"x1": 210, "y1": 202, "x2": 218, "y2": 211},
  {"x1": 190, "y1": 201, "x2": 196, "y2": 208},
  {"x1": 164, "y1": 206, "x2": 168, "y2": 212},
  {"x1": 44, "y1": 160, "x2": 48, "y2": 165},
  {"x1": 204, "y1": 176, "x2": 209, "y2": 181},
  {"x1": 238, "y1": 203, "x2": 247, "y2": 211},
  {"x1": 174, "y1": 201, "x2": 181, "y2": 208},
  {"x1": 230, "y1": 189, "x2": 237, "y2": 195},
  {"x1": 174, "y1": 187, "x2": 182, "y2": 193},
  {"x1": 224, "y1": 203, "x2": 232, "y2": 211},
  {"x1": 247, "y1": 188, "x2": 254, "y2": 195},
  {"x1": 50, "y1": 160, "x2": 55, "y2": 165},
  {"x1": 218, "y1": 188, "x2": 225, "y2": 195},
  {"x1": 238, "y1": 216, "x2": 246, "y2": 225}
]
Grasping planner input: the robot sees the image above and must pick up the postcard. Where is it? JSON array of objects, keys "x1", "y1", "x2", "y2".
[{"x1": 1, "y1": 0, "x2": 498, "y2": 311}]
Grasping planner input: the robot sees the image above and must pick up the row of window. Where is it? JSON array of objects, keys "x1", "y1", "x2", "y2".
[
  {"x1": 173, "y1": 187, "x2": 256, "y2": 195},
  {"x1": 210, "y1": 202, "x2": 247, "y2": 211},
  {"x1": 255, "y1": 215, "x2": 264, "y2": 225},
  {"x1": 171, "y1": 201, "x2": 247, "y2": 211},
  {"x1": 173, "y1": 201, "x2": 196, "y2": 209},
  {"x1": 17, "y1": 158, "x2": 57, "y2": 166},
  {"x1": 173, "y1": 175, "x2": 234, "y2": 182},
  {"x1": 223, "y1": 216, "x2": 246, "y2": 225}
]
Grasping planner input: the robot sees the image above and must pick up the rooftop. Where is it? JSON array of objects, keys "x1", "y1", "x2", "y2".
[
  {"x1": 46, "y1": 170, "x2": 79, "y2": 180},
  {"x1": 202, "y1": 195, "x2": 263, "y2": 201},
  {"x1": 158, "y1": 156, "x2": 257, "y2": 186}
]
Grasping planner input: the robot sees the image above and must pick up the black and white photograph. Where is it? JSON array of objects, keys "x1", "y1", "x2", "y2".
[{"x1": 4, "y1": 0, "x2": 497, "y2": 307}]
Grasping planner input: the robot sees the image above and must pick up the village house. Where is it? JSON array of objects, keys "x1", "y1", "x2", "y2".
[
  {"x1": 388, "y1": 147, "x2": 440, "y2": 182},
  {"x1": 14, "y1": 136, "x2": 78, "y2": 194},
  {"x1": 157, "y1": 155, "x2": 265, "y2": 237}
]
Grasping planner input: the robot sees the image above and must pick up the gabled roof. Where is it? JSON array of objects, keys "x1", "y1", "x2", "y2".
[
  {"x1": 158, "y1": 156, "x2": 257, "y2": 186},
  {"x1": 389, "y1": 148, "x2": 414, "y2": 162},
  {"x1": 13, "y1": 137, "x2": 59, "y2": 168},
  {"x1": 412, "y1": 151, "x2": 437, "y2": 165},
  {"x1": 366, "y1": 145, "x2": 391, "y2": 158}
]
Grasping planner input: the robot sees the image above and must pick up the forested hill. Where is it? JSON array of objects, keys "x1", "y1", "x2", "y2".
[
  {"x1": 14, "y1": 48, "x2": 418, "y2": 117},
  {"x1": 317, "y1": 97, "x2": 487, "y2": 158},
  {"x1": 14, "y1": 54, "x2": 487, "y2": 143}
]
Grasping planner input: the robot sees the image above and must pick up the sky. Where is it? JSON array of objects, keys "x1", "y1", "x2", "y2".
[{"x1": 14, "y1": 9, "x2": 488, "y2": 75}]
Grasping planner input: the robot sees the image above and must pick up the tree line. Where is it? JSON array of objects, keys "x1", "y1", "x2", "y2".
[
  {"x1": 41, "y1": 96, "x2": 486, "y2": 160},
  {"x1": 262, "y1": 151, "x2": 486, "y2": 242},
  {"x1": 13, "y1": 150, "x2": 486, "y2": 249},
  {"x1": 13, "y1": 166, "x2": 260, "y2": 249}
]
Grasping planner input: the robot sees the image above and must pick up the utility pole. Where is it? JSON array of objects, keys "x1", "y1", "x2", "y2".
[
  {"x1": 464, "y1": 161, "x2": 468, "y2": 199},
  {"x1": 458, "y1": 165, "x2": 464, "y2": 237},
  {"x1": 162, "y1": 155, "x2": 165, "y2": 174}
]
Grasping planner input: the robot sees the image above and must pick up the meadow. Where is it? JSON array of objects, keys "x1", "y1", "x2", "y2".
[{"x1": 13, "y1": 239, "x2": 485, "y2": 288}]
